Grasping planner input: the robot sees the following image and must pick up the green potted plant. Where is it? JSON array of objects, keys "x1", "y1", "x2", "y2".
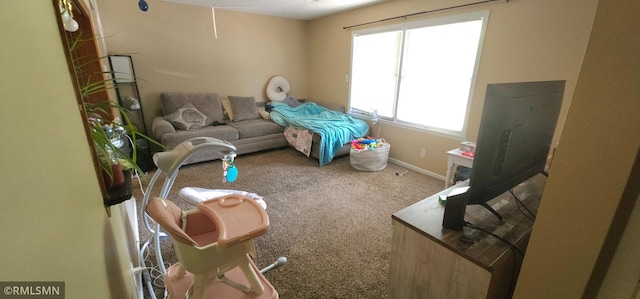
[
  {"x1": 84, "y1": 99, "x2": 161, "y2": 206},
  {"x1": 67, "y1": 33, "x2": 163, "y2": 207}
]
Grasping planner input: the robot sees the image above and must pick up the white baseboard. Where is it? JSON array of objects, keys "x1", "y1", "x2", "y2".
[{"x1": 388, "y1": 157, "x2": 445, "y2": 181}]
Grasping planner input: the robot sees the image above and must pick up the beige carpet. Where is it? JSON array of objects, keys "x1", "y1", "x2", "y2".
[{"x1": 134, "y1": 147, "x2": 444, "y2": 298}]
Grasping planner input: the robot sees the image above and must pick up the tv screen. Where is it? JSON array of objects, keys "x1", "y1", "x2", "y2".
[{"x1": 443, "y1": 80, "x2": 565, "y2": 230}]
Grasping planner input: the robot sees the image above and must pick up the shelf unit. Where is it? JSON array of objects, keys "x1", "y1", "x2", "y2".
[{"x1": 107, "y1": 55, "x2": 153, "y2": 172}]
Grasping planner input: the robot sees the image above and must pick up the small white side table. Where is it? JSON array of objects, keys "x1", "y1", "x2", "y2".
[{"x1": 445, "y1": 148, "x2": 474, "y2": 188}]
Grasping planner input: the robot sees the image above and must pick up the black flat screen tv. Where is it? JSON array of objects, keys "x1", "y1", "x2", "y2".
[{"x1": 443, "y1": 80, "x2": 565, "y2": 230}]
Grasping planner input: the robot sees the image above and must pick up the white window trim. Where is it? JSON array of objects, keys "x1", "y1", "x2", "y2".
[{"x1": 347, "y1": 10, "x2": 490, "y2": 139}]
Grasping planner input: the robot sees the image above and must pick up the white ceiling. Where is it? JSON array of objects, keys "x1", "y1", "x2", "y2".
[{"x1": 162, "y1": 0, "x2": 386, "y2": 20}]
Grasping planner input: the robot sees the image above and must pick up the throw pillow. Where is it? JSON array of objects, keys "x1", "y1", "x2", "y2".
[
  {"x1": 221, "y1": 98, "x2": 234, "y2": 121},
  {"x1": 160, "y1": 92, "x2": 225, "y2": 123},
  {"x1": 165, "y1": 103, "x2": 213, "y2": 130},
  {"x1": 228, "y1": 96, "x2": 259, "y2": 121}
]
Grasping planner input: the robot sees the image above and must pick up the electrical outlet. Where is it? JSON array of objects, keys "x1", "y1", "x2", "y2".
[
  {"x1": 344, "y1": 75, "x2": 349, "y2": 83},
  {"x1": 420, "y1": 149, "x2": 426, "y2": 158}
]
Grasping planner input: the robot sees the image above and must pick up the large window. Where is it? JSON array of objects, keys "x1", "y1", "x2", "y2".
[{"x1": 349, "y1": 11, "x2": 489, "y2": 136}]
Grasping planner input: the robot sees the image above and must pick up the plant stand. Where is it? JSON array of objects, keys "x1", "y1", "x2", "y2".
[{"x1": 105, "y1": 168, "x2": 133, "y2": 206}]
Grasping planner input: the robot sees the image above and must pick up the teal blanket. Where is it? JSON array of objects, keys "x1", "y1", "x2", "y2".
[{"x1": 270, "y1": 102, "x2": 369, "y2": 166}]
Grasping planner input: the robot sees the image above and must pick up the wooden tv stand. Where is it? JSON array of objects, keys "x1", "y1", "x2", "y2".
[{"x1": 388, "y1": 174, "x2": 546, "y2": 299}]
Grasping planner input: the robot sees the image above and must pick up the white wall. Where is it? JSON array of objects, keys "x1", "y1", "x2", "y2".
[
  {"x1": 307, "y1": 0, "x2": 599, "y2": 175},
  {"x1": 515, "y1": 0, "x2": 640, "y2": 297},
  {"x1": 96, "y1": 0, "x2": 600, "y2": 178},
  {"x1": 597, "y1": 192, "x2": 640, "y2": 299},
  {"x1": 96, "y1": 0, "x2": 310, "y2": 135},
  {"x1": 0, "y1": 2, "x2": 137, "y2": 298}
]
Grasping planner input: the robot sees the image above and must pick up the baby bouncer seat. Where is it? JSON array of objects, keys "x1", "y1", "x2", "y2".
[{"x1": 146, "y1": 195, "x2": 278, "y2": 299}]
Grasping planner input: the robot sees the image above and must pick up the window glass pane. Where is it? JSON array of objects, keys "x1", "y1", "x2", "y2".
[
  {"x1": 348, "y1": 11, "x2": 488, "y2": 135},
  {"x1": 397, "y1": 19, "x2": 483, "y2": 131},
  {"x1": 350, "y1": 31, "x2": 402, "y2": 117}
]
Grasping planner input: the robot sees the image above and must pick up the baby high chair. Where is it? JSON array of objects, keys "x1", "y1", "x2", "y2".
[
  {"x1": 146, "y1": 196, "x2": 278, "y2": 299},
  {"x1": 140, "y1": 138, "x2": 239, "y2": 281},
  {"x1": 139, "y1": 137, "x2": 285, "y2": 298}
]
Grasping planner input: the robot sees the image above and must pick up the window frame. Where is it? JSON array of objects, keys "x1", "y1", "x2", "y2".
[{"x1": 348, "y1": 10, "x2": 490, "y2": 138}]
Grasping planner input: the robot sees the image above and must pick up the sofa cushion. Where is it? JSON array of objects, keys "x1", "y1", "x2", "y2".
[
  {"x1": 164, "y1": 103, "x2": 213, "y2": 131},
  {"x1": 227, "y1": 119, "x2": 284, "y2": 139},
  {"x1": 228, "y1": 96, "x2": 260, "y2": 121},
  {"x1": 161, "y1": 92, "x2": 225, "y2": 124},
  {"x1": 160, "y1": 125, "x2": 240, "y2": 150}
]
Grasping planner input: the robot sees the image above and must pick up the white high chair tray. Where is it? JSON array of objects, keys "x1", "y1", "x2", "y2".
[{"x1": 179, "y1": 187, "x2": 267, "y2": 210}]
